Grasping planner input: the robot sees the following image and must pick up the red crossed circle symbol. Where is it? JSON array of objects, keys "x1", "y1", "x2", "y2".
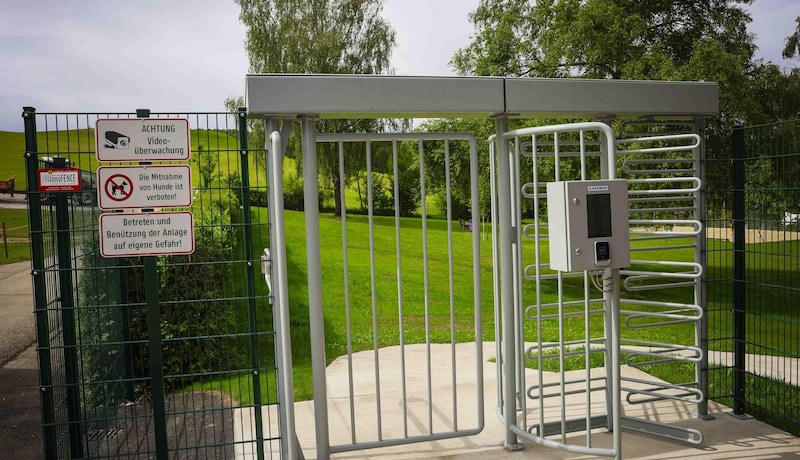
[{"x1": 105, "y1": 174, "x2": 133, "y2": 201}]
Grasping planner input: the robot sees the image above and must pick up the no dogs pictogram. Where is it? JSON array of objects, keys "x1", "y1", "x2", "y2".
[{"x1": 105, "y1": 174, "x2": 133, "y2": 202}]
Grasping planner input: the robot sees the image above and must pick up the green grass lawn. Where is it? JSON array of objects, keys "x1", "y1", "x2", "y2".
[
  {"x1": 0, "y1": 209, "x2": 30, "y2": 263},
  {"x1": 200, "y1": 209, "x2": 798, "y2": 409}
]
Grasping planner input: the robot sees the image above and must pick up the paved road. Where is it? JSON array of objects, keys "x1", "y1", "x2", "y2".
[
  {"x1": 0, "y1": 259, "x2": 42, "y2": 458},
  {"x1": 0, "y1": 192, "x2": 27, "y2": 209},
  {"x1": 0, "y1": 261, "x2": 35, "y2": 365}
]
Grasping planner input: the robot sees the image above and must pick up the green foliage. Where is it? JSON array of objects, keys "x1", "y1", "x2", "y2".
[
  {"x1": 76, "y1": 231, "x2": 130, "y2": 408},
  {"x1": 395, "y1": 159, "x2": 422, "y2": 217},
  {"x1": 451, "y1": 0, "x2": 800, "y2": 131},
  {"x1": 282, "y1": 172, "x2": 307, "y2": 211},
  {"x1": 223, "y1": 96, "x2": 267, "y2": 176},
  {"x1": 236, "y1": 0, "x2": 396, "y2": 74},
  {"x1": 233, "y1": 0, "x2": 409, "y2": 215},
  {"x1": 367, "y1": 172, "x2": 393, "y2": 215},
  {"x1": 192, "y1": 144, "x2": 218, "y2": 188},
  {"x1": 453, "y1": 0, "x2": 756, "y2": 80},
  {"x1": 417, "y1": 118, "x2": 495, "y2": 219},
  {"x1": 224, "y1": 171, "x2": 244, "y2": 204},
  {"x1": 783, "y1": 16, "x2": 800, "y2": 60},
  {"x1": 124, "y1": 189, "x2": 244, "y2": 393}
]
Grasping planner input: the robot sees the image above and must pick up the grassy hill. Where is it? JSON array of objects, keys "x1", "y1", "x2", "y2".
[
  {"x1": 0, "y1": 128, "x2": 251, "y2": 191},
  {"x1": 0, "y1": 131, "x2": 26, "y2": 189}
]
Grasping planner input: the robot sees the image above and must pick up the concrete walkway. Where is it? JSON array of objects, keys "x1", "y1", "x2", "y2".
[
  {"x1": 3, "y1": 250, "x2": 799, "y2": 459},
  {"x1": 237, "y1": 342, "x2": 800, "y2": 459}
]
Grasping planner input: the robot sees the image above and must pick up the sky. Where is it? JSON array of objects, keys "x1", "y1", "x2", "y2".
[{"x1": 0, "y1": 0, "x2": 798, "y2": 132}]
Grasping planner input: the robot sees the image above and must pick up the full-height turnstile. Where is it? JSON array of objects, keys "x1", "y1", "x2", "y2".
[
  {"x1": 490, "y1": 120, "x2": 707, "y2": 459},
  {"x1": 245, "y1": 74, "x2": 718, "y2": 460}
]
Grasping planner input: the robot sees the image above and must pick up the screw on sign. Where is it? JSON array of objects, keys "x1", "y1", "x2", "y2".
[{"x1": 105, "y1": 174, "x2": 133, "y2": 202}]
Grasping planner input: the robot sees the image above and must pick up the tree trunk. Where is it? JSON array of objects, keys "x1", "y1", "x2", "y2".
[{"x1": 333, "y1": 174, "x2": 342, "y2": 217}]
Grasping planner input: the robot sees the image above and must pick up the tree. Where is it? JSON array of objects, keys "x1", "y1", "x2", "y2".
[
  {"x1": 417, "y1": 118, "x2": 495, "y2": 219},
  {"x1": 234, "y1": 0, "x2": 402, "y2": 215},
  {"x1": 451, "y1": 1, "x2": 763, "y2": 126},
  {"x1": 452, "y1": 0, "x2": 756, "y2": 81},
  {"x1": 193, "y1": 144, "x2": 218, "y2": 188},
  {"x1": 224, "y1": 95, "x2": 266, "y2": 176},
  {"x1": 783, "y1": 16, "x2": 800, "y2": 60},
  {"x1": 449, "y1": 0, "x2": 800, "y2": 220}
]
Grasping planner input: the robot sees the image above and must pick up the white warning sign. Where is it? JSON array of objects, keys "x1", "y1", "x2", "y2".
[
  {"x1": 96, "y1": 118, "x2": 190, "y2": 162},
  {"x1": 99, "y1": 212, "x2": 195, "y2": 257},
  {"x1": 97, "y1": 165, "x2": 192, "y2": 210}
]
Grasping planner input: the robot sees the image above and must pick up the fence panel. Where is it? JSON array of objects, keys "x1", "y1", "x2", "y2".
[
  {"x1": 23, "y1": 108, "x2": 282, "y2": 458},
  {"x1": 705, "y1": 119, "x2": 800, "y2": 436}
]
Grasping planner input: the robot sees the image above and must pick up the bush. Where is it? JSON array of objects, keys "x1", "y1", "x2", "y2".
[
  {"x1": 370, "y1": 172, "x2": 394, "y2": 216},
  {"x1": 77, "y1": 236, "x2": 130, "y2": 409},
  {"x1": 283, "y1": 174, "x2": 305, "y2": 211},
  {"x1": 127, "y1": 191, "x2": 244, "y2": 392},
  {"x1": 79, "y1": 187, "x2": 247, "y2": 397},
  {"x1": 397, "y1": 165, "x2": 422, "y2": 217}
]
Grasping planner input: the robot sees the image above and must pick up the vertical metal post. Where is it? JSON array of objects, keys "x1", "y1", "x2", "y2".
[
  {"x1": 494, "y1": 116, "x2": 522, "y2": 451},
  {"x1": 268, "y1": 129, "x2": 299, "y2": 460},
  {"x1": 144, "y1": 256, "x2": 169, "y2": 457},
  {"x1": 137, "y1": 108, "x2": 170, "y2": 458},
  {"x1": 301, "y1": 115, "x2": 330, "y2": 459},
  {"x1": 23, "y1": 106, "x2": 59, "y2": 458},
  {"x1": 52, "y1": 156, "x2": 85, "y2": 458},
  {"x1": 695, "y1": 117, "x2": 711, "y2": 418},
  {"x1": 732, "y1": 124, "x2": 747, "y2": 416},
  {"x1": 603, "y1": 268, "x2": 622, "y2": 459},
  {"x1": 599, "y1": 124, "x2": 622, "y2": 458},
  {"x1": 118, "y1": 257, "x2": 136, "y2": 402},
  {"x1": 239, "y1": 108, "x2": 267, "y2": 460}
]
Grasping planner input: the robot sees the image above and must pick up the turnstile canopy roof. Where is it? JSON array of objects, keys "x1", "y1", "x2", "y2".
[{"x1": 245, "y1": 74, "x2": 718, "y2": 120}]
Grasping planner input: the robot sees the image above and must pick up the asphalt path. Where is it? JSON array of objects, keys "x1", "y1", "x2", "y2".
[
  {"x1": 0, "y1": 192, "x2": 27, "y2": 209},
  {"x1": 0, "y1": 261, "x2": 34, "y2": 365},
  {"x1": 0, "y1": 192, "x2": 43, "y2": 457},
  {"x1": 0, "y1": 260, "x2": 41, "y2": 458},
  {"x1": 0, "y1": 189, "x2": 34, "y2": 365}
]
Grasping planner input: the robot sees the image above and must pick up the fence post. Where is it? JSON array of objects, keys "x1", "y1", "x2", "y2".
[
  {"x1": 696, "y1": 116, "x2": 712, "y2": 419},
  {"x1": 238, "y1": 107, "x2": 268, "y2": 460},
  {"x1": 23, "y1": 106, "x2": 60, "y2": 458},
  {"x1": 52, "y1": 156, "x2": 85, "y2": 458},
  {"x1": 494, "y1": 115, "x2": 523, "y2": 451},
  {"x1": 731, "y1": 124, "x2": 747, "y2": 417},
  {"x1": 136, "y1": 108, "x2": 170, "y2": 458},
  {"x1": 118, "y1": 257, "x2": 136, "y2": 401},
  {"x1": 301, "y1": 115, "x2": 331, "y2": 459}
]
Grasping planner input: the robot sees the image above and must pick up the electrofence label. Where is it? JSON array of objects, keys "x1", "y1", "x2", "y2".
[
  {"x1": 38, "y1": 168, "x2": 81, "y2": 192},
  {"x1": 99, "y1": 212, "x2": 194, "y2": 257},
  {"x1": 97, "y1": 165, "x2": 192, "y2": 210},
  {"x1": 95, "y1": 118, "x2": 190, "y2": 161}
]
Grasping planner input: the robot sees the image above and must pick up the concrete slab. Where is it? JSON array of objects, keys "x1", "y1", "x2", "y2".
[{"x1": 236, "y1": 342, "x2": 800, "y2": 459}]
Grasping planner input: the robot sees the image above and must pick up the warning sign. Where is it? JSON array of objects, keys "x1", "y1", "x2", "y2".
[
  {"x1": 38, "y1": 168, "x2": 81, "y2": 192},
  {"x1": 96, "y1": 118, "x2": 190, "y2": 162},
  {"x1": 97, "y1": 165, "x2": 192, "y2": 210},
  {"x1": 99, "y1": 212, "x2": 195, "y2": 257}
]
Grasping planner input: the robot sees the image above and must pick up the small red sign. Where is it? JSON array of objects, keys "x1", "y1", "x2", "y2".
[{"x1": 38, "y1": 168, "x2": 81, "y2": 192}]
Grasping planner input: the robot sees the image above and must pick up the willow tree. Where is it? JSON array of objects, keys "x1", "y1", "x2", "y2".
[
  {"x1": 235, "y1": 0, "x2": 400, "y2": 215},
  {"x1": 784, "y1": 16, "x2": 800, "y2": 60}
]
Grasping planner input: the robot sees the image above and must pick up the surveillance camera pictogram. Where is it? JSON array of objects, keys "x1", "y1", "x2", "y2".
[{"x1": 104, "y1": 131, "x2": 130, "y2": 149}]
